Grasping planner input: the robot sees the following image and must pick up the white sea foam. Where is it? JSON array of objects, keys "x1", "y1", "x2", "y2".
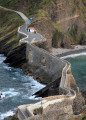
[
  {"x1": 29, "y1": 95, "x2": 42, "y2": 101},
  {"x1": 0, "y1": 55, "x2": 6, "y2": 64},
  {"x1": 3, "y1": 88, "x2": 19, "y2": 97},
  {"x1": 0, "y1": 94, "x2": 5, "y2": 100},
  {"x1": 23, "y1": 76, "x2": 45, "y2": 91},
  {"x1": 0, "y1": 110, "x2": 14, "y2": 120},
  {"x1": 29, "y1": 76, "x2": 45, "y2": 88},
  {"x1": 12, "y1": 77, "x2": 16, "y2": 80},
  {"x1": 4, "y1": 91, "x2": 19, "y2": 97},
  {"x1": 61, "y1": 52, "x2": 86, "y2": 59},
  {"x1": 3, "y1": 65, "x2": 11, "y2": 70},
  {"x1": 22, "y1": 77, "x2": 45, "y2": 100}
]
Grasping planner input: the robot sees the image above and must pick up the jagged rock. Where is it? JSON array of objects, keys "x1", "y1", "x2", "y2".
[
  {"x1": 81, "y1": 90, "x2": 86, "y2": 105},
  {"x1": 80, "y1": 37, "x2": 86, "y2": 45},
  {"x1": 52, "y1": 33, "x2": 71, "y2": 48},
  {"x1": 4, "y1": 44, "x2": 27, "y2": 68},
  {"x1": 72, "y1": 92, "x2": 85, "y2": 115}
]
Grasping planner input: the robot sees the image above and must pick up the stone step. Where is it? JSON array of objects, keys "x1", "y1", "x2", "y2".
[{"x1": 17, "y1": 105, "x2": 32, "y2": 120}]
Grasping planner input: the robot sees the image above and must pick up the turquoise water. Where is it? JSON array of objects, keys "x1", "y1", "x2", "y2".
[
  {"x1": 0, "y1": 55, "x2": 44, "y2": 120},
  {"x1": 66, "y1": 55, "x2": 86, "y2": 90},
  {"x1": 0, "y1": 54, "x2": 86, "y2": 119}
]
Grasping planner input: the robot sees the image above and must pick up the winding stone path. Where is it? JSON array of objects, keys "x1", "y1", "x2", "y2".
[
  {"x1": 0, "y1": 6, "x2": 45, "y2": 43},
  {"x1": 0, "y1": 6, "x2": 77, "y2": 120}
]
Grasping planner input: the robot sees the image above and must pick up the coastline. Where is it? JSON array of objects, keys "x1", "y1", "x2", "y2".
[
  {"x1": 51, "y1": 45, "x2": 86, "y2": 91},
  {"x1": 51, "y1": 45, "x2": 86, "y2": 58},
  {"x1": 0, "y1": 4, "x2": 86, "y2": 120}
]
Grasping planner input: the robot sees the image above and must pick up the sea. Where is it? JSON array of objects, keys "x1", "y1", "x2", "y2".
[
  {"x1": 0, "y1": 54, "x2": 45, "y2": 120},
  {"x1": 0, "y1": 53, "x2": 86, "y2": 119},
  {"x1": 63, "y1": 53, "x2": 86, "y2": 90}
]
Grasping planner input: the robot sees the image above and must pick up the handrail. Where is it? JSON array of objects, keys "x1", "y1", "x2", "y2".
[
  {"x1": 60, "y1": 60, "x2": 76, "y2": 99},
  {"x1": 0, "y1": 5, "x2": 76, "y2": 103}
]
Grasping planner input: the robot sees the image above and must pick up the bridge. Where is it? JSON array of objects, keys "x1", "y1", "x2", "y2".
[{"x1": 0, "y1": 6, "x2": 77, "y2": 120}]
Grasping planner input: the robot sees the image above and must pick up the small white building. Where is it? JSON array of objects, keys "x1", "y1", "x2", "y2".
[{"x1": 28, "y1": 27, "x2": 36, "y2": 33}]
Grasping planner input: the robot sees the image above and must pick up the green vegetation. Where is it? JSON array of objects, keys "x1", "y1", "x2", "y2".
[
  {"x1": 82, "y1": 0, "x2": 86, "y2": 6},
  {"x1": 10, "y1": 115, "x2": 18, "y2": 120},
  {"x1": 0, "y1": 0, "x2": 55, "y2": 18},
  {"x1": 52, "y1": 30, "x2": 62, "y2": 47},
  {"x1": 70, "y1": 114, "x2": 86, "y2": 120},
  {"x1": 73, "y1": 0, "x2": 86, "y2": 21},
  {"x1": 0, "y1": 0, "x2": 86, "y2": 48},
  {"x1": 52, "y1": 22, "x2": 62, "y2": 32},
  {"x1": 33, "y1": 107, "x2": 43, "y2": 115},
  {"x1": 82, "y1": 115, "x2": 86, "y2": 120},
  {"x1": 65, "y1": 24, "x2": 86, "y2": 44},
  {"x1": 0, "y1": 8, "x2": 24, "y2": 53},
  {"x1": 68, "y1": 24, "x2": 79, "y2": 44},
  {"x1": 52, "y1": 22, "x2": 63, "y2": 47}
]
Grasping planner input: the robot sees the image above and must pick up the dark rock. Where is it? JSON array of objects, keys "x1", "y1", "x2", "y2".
[
  {"x1": 33, "y1": 78, "x2": 60, "y2": 98},
  {"x1": 22, "y1": 62, "x2": 62, "y2": 85},
  {"x1": 72, "y1": 92, "x2": 85, "y2": 115},
  {"x1": 80, "y1": 37, "x2": 86, "y2": 45},
  {"x1": 4, "y1": 43, "x2": 27, "y2": 68},
  {"x1": 81, "y1": 90, "x2": 86, "y2": 104},
  {"x1": 52, "y1": 30, "x2": 72, "y2": 49},
  {"x1": 0, "y1": 33, "x2": 16, "y2": 56},
  {"x1": 58, "y1": 34, "x2": 72, "y2": 49},
  {"x1": 4, "y1": 115, "x2": 18, "y2": 120},
  {"x1": 4, "y1": 116, "x2": 11, "y2": 120}
]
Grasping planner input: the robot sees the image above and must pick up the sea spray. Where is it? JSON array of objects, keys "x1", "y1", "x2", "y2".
[{"x1": 0, "y1": 54, "x2": 45, "y2": 120}]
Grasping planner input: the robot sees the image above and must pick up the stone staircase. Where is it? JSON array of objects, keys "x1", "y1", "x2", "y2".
[
  {"x1": 17, "y1": 105, "x2": 32, "y2": 120},
  {"x1": 16, "y1": 95, "x2": 74, "y2": 120}
]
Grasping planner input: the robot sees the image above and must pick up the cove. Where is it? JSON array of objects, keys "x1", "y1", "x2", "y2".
[{"x1": 66, "y1": 54, "x2": 86, "y2": 90}]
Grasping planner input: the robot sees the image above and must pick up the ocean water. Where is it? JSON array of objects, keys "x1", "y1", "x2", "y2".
[
  {"x1": 0, "y1": 55, "x2": 45, "y2": 120},
  {"x1": 0, "y1": 53, "x2": 86, "y2": 120},
  {"x1": 65, "y1": 53, "x2": 86, "y2": 90}
]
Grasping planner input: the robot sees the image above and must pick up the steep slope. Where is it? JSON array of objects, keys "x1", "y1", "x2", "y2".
[
  {"x1": 0, "y1": 3, "x2": 86, "y2": 120},
  {"x1": 0, "y1": 0, "x2": 86, "y2": 50},
  {"x1": 0, "y1": 8, "x2": 27, "y2": 68}
]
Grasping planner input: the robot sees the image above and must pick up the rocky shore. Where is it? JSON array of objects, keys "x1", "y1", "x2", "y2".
[
  {"x1": 51, "y1": 45, "x2": 86, "y2": 58},
  {"x1": 4, "y1": 43, "x2": 27, "y2": 68},
  {"x1": 3, "y1": 43, "x2": 86, "y2": 120},
  {"x1": 0, "y1": 39, "x2": 85, "y2": 120},
  {"x1": 0, "y1": 0, "x2": 86, "y2": 119}
]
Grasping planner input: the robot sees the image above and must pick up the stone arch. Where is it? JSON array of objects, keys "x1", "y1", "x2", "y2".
[
  {"x1": 29, "y1": 50, "x2": 33, "y2": 63},
  {"x1": 41, "y1": 57, "x2": 46, "y2": 66}
]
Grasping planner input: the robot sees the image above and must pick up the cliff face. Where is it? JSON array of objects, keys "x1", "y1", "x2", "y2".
[
  {"x1": 48, "y1": 0, "x2": 85, "y2": 31},
  {"x1": 31, "y1": 0, "x2": 86, "y2": 49},
  {"x1": 0, "y1": 3, "x2": 86, "y2": 120},
  {"x1": 0, "y1": 0, "x2": 86, "y2": 50},
  {"x1": 47, "y1": 0, "x2": 86, "y2": 48},
  {"x1": 0, "y1": 8, "x2": 27, "y2": 69}
]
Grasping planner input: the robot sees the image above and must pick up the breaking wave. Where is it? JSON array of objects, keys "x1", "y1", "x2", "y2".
[{"x1": 61, "y1": 52, "x2": 86, "y2": 59}]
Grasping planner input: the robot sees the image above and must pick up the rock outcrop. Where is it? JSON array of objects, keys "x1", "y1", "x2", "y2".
[
  {"x1": 0, "y1": 1, "x2": 86, "y2": 120},
  {"x1": 4, "y1": 43, "x2": 27, "y2": 68},
  {"x1": 73, "y1": 92, "x2": 86, "y2": 115}
]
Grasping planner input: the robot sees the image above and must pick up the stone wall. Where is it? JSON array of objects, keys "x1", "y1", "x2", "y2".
[
  {"x1": 26, "y1": 43, "x2": 66, "y2": 84},
  {"x1": 17, "y1": 95, "x2": 74, "y2": 120}
]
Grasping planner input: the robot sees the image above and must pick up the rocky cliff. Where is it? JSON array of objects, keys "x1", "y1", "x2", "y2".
[
  {"x1": 0, "y1": 2, "x2": 86, "y2": 120},
  {"x1": 0, "y1": 0, "x2": 86, "y2": 51},
  {"x1": 32, "y1": 0, "x2": 86, "y2": 49}
]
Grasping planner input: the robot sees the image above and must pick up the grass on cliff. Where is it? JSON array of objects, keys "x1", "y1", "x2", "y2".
[
  {"x1": 0, "y1": 0, "x2": 55, "y2": 17},
  {"x1": 0, "y1": 8, "x2": 24, "y2": 50},
  {"x1": 66, "y1": 24, "x2": 86, "y2": 44},
  {"x1": 70, "y1": 114, "x2": 86, "y2": 120},
  {"x1": 73, "y1": 0, "x2": 86, "y2": 21},
  {"x1": 0, "y1": 0, "x2": 86, "y2": 48}
]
